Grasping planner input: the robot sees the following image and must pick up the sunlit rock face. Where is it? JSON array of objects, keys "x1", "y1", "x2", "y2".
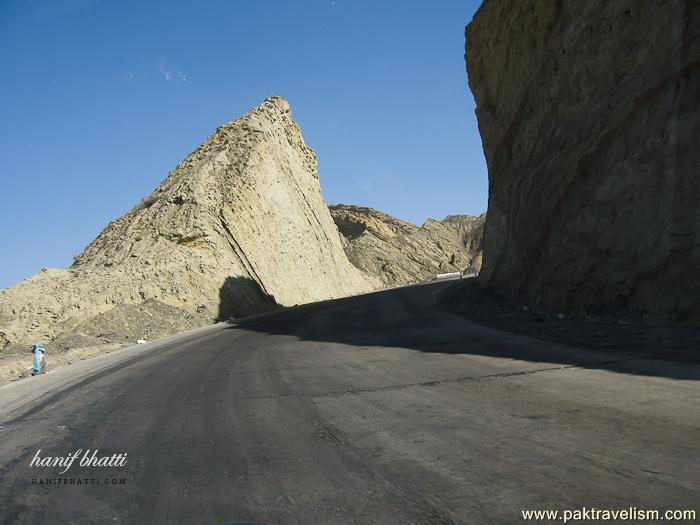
[
  {"x1": 0, "y1": 97, "x2": 376, "y2": 353},
  {"x1": 330, "y1": 204, "x2": 484, "y2": 286},
  {"x1": 466, "y1": 0, "x2": 699, "y2": 324}
]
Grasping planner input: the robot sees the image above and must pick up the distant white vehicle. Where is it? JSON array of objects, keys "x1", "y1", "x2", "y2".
[{"x1": 433, "y1": 272, "x2": 462, "y2": 280}]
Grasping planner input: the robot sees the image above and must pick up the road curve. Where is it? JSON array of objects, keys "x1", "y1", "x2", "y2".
[{"x1": 1, "y1": 281, "x2": 698, "y2": 524}]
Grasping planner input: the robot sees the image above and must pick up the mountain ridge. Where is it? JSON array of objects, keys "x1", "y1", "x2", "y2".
[
  {"x1": 0, "y1": 97, "x2": 375, "y2": 362},
  {"x1": 330, "y1": 204, "x2": 484, "y2": 287}
]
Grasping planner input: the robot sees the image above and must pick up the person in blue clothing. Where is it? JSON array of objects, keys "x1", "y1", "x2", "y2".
[{"x1": 31, "y1": 342, "x2": 46, "y2": 375}]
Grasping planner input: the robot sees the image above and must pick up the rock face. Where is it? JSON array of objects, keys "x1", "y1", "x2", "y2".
[
  {"x1": 0, "y1": 97, "x2": 375, "y2": 354},
  {"x1": 330, "y1": 204, "x2": 484, "y2": 286},
  {"x1": 466, "y1": 1, "x2": 699, "y2": 323}
]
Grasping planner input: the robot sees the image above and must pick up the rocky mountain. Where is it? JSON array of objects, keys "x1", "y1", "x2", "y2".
[
  {"x1": 330, "y1": 204, "x2": 484, "y2": 287},
  {"x1": 0, "y1": 97, "x2": 376, "y2": 363},
  {"x1": 466, "y1": 0, "x2": 699, "y2": 324}
]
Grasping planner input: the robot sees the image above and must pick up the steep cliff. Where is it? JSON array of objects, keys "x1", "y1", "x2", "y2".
[
  {"x1": 466, "y1": 0, "x2": 699, "y2": 323},
  {"x1": 0, "y1": 97, "x2": 375, "y2": 357},
  {"x1": 330, "y1": 204, "x2": 484, "y2": 286}
]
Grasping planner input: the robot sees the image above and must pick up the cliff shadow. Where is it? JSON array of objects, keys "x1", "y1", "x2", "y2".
[
  {"x1": 217, "y1": 275, "x2": 279, "y2": 321},
  {"x1": 221, "y1": 280, "x2": 700, "y2": 381}
]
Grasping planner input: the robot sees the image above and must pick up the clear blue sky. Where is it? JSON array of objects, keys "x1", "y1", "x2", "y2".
[{"x1": 0, "y1": 0, "x2": 486, "y2": 288}]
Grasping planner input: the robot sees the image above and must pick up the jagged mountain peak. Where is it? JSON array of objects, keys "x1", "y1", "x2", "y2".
[
  {"x1": 1, "y1": 98, "x2": 374, "y2": 358},
  {"x1": 330, "y1": 204, "x2": 484, "y2": 286}
]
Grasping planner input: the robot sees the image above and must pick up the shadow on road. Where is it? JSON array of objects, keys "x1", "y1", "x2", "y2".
[
  {"x1": 218, "y1": 276, "x2": 279, "y2": 321},
  {"x1": 221, "y1": 281, "x2": 700, "y2": 381}
]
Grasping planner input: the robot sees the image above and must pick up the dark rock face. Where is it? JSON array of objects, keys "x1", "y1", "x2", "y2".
[{"x1": 466, "y1": 0, "x2": 699, "y2": 324}]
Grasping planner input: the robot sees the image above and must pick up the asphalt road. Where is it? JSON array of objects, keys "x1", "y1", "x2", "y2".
[{"x1": 1, "y1": 281, "x2": 698, "y2": 524}]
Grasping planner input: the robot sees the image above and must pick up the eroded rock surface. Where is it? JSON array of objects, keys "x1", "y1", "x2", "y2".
[
  {"x1": 330, "y1": 204, "x2": 484, "y2": 286},
  {"x1": 0, "y1": 97, "x2": 375, "y2": 359},
  {"x1": 466, "y1": 0, "x2": 699, "y2": 323}
]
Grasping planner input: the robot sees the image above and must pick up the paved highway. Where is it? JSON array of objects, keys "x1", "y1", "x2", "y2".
[{"x1": 0, "y1": 281, "x2": 698, "y2": 524}]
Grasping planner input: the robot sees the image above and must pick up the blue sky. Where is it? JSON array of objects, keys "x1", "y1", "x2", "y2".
[{"x1": 0, "y1": 0, "x2": 486, "y2": 288}]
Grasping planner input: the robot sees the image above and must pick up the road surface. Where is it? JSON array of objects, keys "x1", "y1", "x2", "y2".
[{"x1": 1, "y1": 281, "x2": 698, "y2": 524}]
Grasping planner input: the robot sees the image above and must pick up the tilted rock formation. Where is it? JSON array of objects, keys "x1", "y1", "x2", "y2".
[
  {"x1": 330, "y1": 204, "x2": 484, "y2": 286},
  {"x1": 466, "y1": 0, "x2": 699, "y2": 324},
  {"x1": 0, "y1": 97, "x2": 375, "y2": 355}
]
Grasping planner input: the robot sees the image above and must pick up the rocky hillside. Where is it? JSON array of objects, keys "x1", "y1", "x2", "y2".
[
  {"x1": 466, "y1": 0, "x2": 699, "y2": 324},
  {"x1": 330, "y1": 204, "x2": 484, "y2": 287},
  {"x1": 0, "y1": 97, "x2": 376, "y2": 360}
]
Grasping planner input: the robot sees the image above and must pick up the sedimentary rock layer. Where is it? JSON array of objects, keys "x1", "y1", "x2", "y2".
[
  {"x1": 0, "y1": 97, "x2": 375, "y2": 352},
  {"x1": 330, "y1": 204, "x2": 484, "y2": 287},
  {"x1": 466, "y1": 0, "x2": 699, "y2": 323}
]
